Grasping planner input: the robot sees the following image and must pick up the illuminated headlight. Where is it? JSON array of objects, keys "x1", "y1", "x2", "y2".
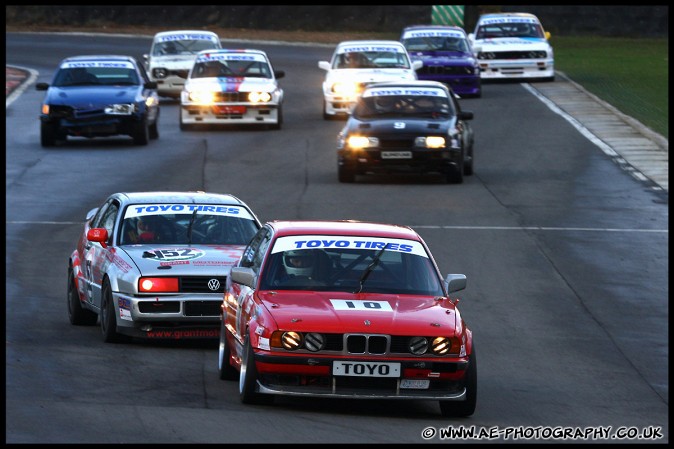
[
  {"x1": 248, "y1": 91, "x2": 272, "y2": 103},
  {"x1": 331, "y1": 81, "x2": 359, "y2": 97},
  {"x1": 477, "y1": 52, "x2": 495, "y2": 60},
  {"x1": 408, "y1": 336, "x2": 429, "y2": 355},
  {"x1": 347, "y1": 135, "x2": 379, "y2": 149},
  {"x1": 431, "y1": 336, "x2": 451, "y2": 355},
  {"x1": 187, "y1": 89, "x2": 217, "y2": 103},
  {"x1": 280, "y1": 331, "x2": 303, "y2": 350},
  {"x1": 415, "y1": 136, "x2": 446, "y2": 149},
  {"x1": 41, "y1": 104, "x2": 50, "y2": 115},
  {"x1": 152, "y1": 68, "x2": 168, "y2": 79},
  {"x1": 105, "y1": 103, "x2": 135, "y2": 115},
  {"x1": 304, "y1": 333, "x2": 326, "y2": 352}
]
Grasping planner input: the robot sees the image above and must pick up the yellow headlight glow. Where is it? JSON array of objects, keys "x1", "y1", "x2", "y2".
[
  {"x1": 248, "y1": 91, "x2": 272, "y2": 103},
  {"x1": 331, "y1": 82, "x2": 359, "y2": 98},
  {"x1": 347, "y1": 135, "x2": 378, "y2": 149},
  {"x1": 188, "y1": 90, "x2": 217, "y2": 104}
]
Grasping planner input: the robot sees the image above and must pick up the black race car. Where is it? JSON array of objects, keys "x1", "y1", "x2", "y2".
[{"x1": 337, "y1": 80, "x2": 474, "y2": 183}]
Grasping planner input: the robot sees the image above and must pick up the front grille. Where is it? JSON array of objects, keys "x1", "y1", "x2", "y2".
[
  {"x1": 214, "y1": 92, "x2": 249, "y2": 102},
  {"x1": 345, "y1": 334, "x2": 390, "y2": 354},
  {"x1": 419, "y1": 66, "x2": 474, "y2": 76},
  {"x1": 378, "y1": 138, "x2": 416, "y2": 149},
  {"x1": 179, "y1": 276, "x2": 226, "y2": 293},
  {"x1": 489, "y1": 51, "x2": 544, "y2": 60},
  {"x1": 184, "y1": 300, "x2": 221, "y2": 317},
  {"x1": 138, "y1": 301, "x2": 180, "y2": 313}
]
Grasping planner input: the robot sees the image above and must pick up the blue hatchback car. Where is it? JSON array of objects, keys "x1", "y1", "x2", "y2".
[
  {"x1": 401, "y1": 25, "x2": 481, "y2": 98},
  {"x1": 36, "y1": 55, "x2": 160, "y2": 147}
]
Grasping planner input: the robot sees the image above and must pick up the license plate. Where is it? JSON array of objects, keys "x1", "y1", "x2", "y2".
[
  {"x1": 400, "y1": 379, "x2": 430, "y2": 389},
  {"x1": 212, "y1": 105, "x2": 246, "y2": 114},
  {"x1": 381, "y1": 151, "x2": 412, "y2": 159},
  {"x1": 333, "y1": 361, "x2": 401, "y2": 377}
]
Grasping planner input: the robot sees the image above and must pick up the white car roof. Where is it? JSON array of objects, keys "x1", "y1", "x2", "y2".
[{"x1": 153, "y1": 30, "x2": 220, "y2": 39}]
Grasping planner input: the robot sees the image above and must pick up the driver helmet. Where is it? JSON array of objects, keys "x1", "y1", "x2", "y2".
[
  {"x1": 137, "y1": 217, "x2": 157, "y2": 242},
  {"x1": 283, "y1": 250, "x2": 315, "y2": 277}
]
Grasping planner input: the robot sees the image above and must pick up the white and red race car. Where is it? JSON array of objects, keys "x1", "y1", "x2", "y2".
[
  {"x1": 468, "y1": 12, "x2": 555, "y2": 81},
  {"x1": 180, "y1": 49, "x2": 285, "y2": 130}
]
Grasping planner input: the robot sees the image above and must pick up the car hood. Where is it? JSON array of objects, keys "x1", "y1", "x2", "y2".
[
  {"x1": 258, "y1": 290, "x2": 458, "y2": 335},
  {"x1": 474, "y1": 37, "x2": 551, "y2": 51},
  {"x1": 121, "y1": 244, "x2": 246, "y2": 276},
  {"x1": 185, "y1": 77, "x2": 278, "y2": 93},
  {"x1": 45, "y1": 86, "x2": 141, "y2": 106},
  {"x1": 347, "y1": 117, "x2": 453, "y2": 134},
  {"x1": 410, "y1": 51, "x2": 477, "y2": 66},
  {"x1": 324, "y1": 69, "x2": 418, "y2": 84},
  {"x1": 148, "y1": 54, "x2": 198, "y2": 69}
]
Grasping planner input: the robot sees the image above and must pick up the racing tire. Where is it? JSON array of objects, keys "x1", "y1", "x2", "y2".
[
  {"x1": 100, "y1": 281, "x2": 130, "y2": 344},
  {"x1": 239, "y1": 335, "x2": 274, "y2": 405},
  {"x1": 67, "y1": 266, "x2": 97, "y2": 326},
  {"x1": 439, "y1": 348, "x2": 477, "y2": 417},
  {"x1": 447, "y1": 160, "x2": 464, "y2": 184},
  {"x1": 149, "y1": 119, "x2": 159, "y2": 140},
  {"x1": 338, "y1": 164, "x2": 355, "y2": 183},
  {"x1": 40, "y1": 122, "x2": 58, "y2": 147},
  {"x1": 464, "y1": 147, "x2": 474, "y2": 176},
  {"x1": 132, "y1": 118, "x2": 150, "y2": 145},
  {"x1": 218, "y1": 320, "x2": 239, "y2": 381}
]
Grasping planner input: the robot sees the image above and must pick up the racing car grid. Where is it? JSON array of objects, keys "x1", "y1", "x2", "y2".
[{"x1": 5, "y1": 14, "x2": 669, "y2": 420}]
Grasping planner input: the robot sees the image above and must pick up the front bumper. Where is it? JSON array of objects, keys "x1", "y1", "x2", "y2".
[
  {"x1": 181, "y1": 103, "x2": 280, "y2": 125},
  {"x1": 478, "y1": 59, "x2": 554, "y2": 79},
  {"x1": 154, "y1": 75, "x2": 188, "y2": 97},
  {"x1": 40, "y1": 114, "x2": 144, "y2": 138},
  {"x1": 254, "y1": 352, "x2": 470, "y2": 400},
  {"x1": 112, "y1": 291, "x2": 221, "y2": 339},
  {"x1": 338, "y1": 147, "x2": 462, "y2": 176}
]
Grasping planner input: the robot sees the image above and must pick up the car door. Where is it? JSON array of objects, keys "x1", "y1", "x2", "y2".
[{"x1": 84, "y1": 199, "x2": 120, "y2": 310}]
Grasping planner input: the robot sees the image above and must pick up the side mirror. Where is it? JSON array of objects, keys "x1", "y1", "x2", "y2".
[
  {"x1": 87, "y1": 228, "x2": 109, "y2": 249},
  {"x1": 36, "y1": 82, "x2": 49, "y2": 91},
  {"x1": 444, "y1": 274, "x2": 466, "y2": 293},
  {"x1": 142, "y1": 53, "x2": 149, "y2": 62},
  {"x1": 318, "y1": 61, "x2": 331, "y2": 71},
  {"x1": 274, "y1": 70, "x2": 285, "y2": 79},
  {"x1": 411, "y1": 60, "x2": 423, "y2": 71},
  {"x1": 471, "y1": 44, "x2": 482, "y2": 54},
  {"x1": 145, "y1": 81, "x2": 158, "y2": 89},
  {"x1": 231, "y1": 266, "x2": 255, "y2": 288},
  {"x1": 458, "y1": 110, "x2": 474, "y2": 120},
  {"x1": 545, "y1": 31, "x2": 551, "y2": 40}
]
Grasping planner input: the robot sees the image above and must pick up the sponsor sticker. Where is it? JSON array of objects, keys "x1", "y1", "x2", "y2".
[{"x1": 271, "y1": 235, "x2": 427, "y2": 257}]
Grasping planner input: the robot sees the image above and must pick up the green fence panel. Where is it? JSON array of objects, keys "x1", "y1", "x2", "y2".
[{"x1": 431, "y1": 5, "x2": 464, "y2": 27}]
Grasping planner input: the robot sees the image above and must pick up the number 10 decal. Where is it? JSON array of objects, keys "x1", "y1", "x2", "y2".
[{"x1": 330, "y1": 299, "x2": 393, "y2": 312}]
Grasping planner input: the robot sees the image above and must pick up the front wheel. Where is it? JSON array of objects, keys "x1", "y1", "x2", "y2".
[
  {"x1": 439, "y1": 348, "x2": 477, "y2": 417},
  {"x1": 218, "y1": 320, "x2": 238, "y2": 380},
  {"x1": 239, "y1": 335, "x2": 274, "y2": 405},
  {"x1": 67, "y1": 266, "x2": 97, "y2": 325},
  {"x1": 338, "y1": 164, "x2": 355, "y2": 183},
  {"x1": 132, "y1": 118, "x2": 149, "y2": 145},
  {"x1": 100, "y1": 281, "x2": 129, "y2": 343},
  {"x1": 40, "y1": 122, "x2": 59, "y2": 147}
]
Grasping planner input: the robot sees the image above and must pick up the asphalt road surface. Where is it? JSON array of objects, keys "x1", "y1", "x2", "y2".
[{"x1": 6, "y1": 32, "x2": 668, "y2": 444}]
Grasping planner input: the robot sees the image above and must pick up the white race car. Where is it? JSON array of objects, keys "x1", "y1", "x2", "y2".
[
  {"x1": 143, "y1": 30, "x2": 222, "y2": 98},
  {"x1": 467, "y1": 13, "x2": 555, "y2": 82},
  {"x1": 318, "y1": 40, "x2": 423, "y2": 120},
  {"x1": 180, "y1": 49, "x2": 285, "y2": 130}
]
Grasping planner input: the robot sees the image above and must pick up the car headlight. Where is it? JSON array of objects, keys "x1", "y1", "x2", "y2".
[
  {"x1": 187, "y1": 89, "x2": 218, "y2": 104},
  {"x1": 347, "y1": 135, "x2": 379, "y2": 149},
  {"x1": 527, "y1": 50, "x2": 547, "y2": 59},
  {"x1": 280, "y1": 331, "x2": 303, "y2": 350},
  {"x1": 408, "y1": 336, "x2": 429, "y2": 355},
  {"x1": 248, "y1": 91, "x2": 272, "y2": 103},
  {"x1": 104, "y1": 103, "x2": 136, "y2": 115},
  {"x1": 477, "y1": 51, "x2": 495, "y2": 60},
  {"x1": 415, "y1": 136, "x2": 446, "y2": 149},
  {"x1": 41, "y1": 104, "x2": 50, "y2": 115},
  {"x1": 331, "y1": 81, "x2": 359, "y2": 97},
  {"x1": 152, "y1": 68, "x2": 168, "y2": 79},
  {"x1": 304, "y1": 333, "x2": 326, "y2": 352},
  {"x1": 430, "y1": 336, "x2": 451, "y2": 355}
]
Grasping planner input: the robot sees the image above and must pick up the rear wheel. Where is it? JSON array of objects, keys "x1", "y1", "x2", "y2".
[
  {"x1": 67, "y1": 266, "x2": 97, "y2": 325},
  {"x1": 218, "y1": 320, "x2": 238, "y2": 380},
  {"x1": 439, "y1": 348, "x2": 477, "y2": 417}
]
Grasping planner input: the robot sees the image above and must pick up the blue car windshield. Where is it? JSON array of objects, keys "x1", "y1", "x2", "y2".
[
  {"x1": 53, "y1": 67, "x2": 140, "y2": 87},
  {"x1": 403, "y1": 36, "x2": 469, "y2": 53}
]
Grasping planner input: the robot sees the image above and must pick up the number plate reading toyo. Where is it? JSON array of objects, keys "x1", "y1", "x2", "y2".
[
  {"x1": 381, "y1": 151, "x2": 412, "y2": 159},
  {"x1": 333, "y1": 361, "x2": 401, "y2": 377}
]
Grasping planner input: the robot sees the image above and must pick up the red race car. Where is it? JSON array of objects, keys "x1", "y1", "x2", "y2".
[{"x1": 218, "y1": 220, "x2": 476, "y2": 417}]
